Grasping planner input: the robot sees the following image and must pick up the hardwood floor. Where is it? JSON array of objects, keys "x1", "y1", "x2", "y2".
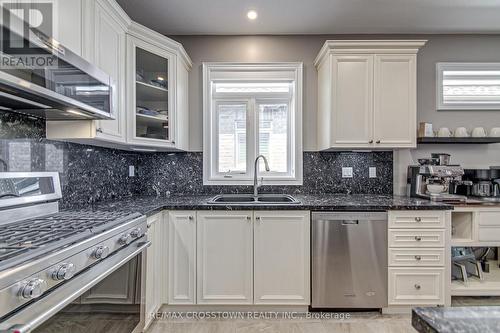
[{"x1": 147, "y1": 313, "x2": 416, "y2": 333}]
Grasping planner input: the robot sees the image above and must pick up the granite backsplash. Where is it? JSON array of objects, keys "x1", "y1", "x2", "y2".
[{"x1": 0, "y1": 111, "x2": 393, "y2": 208}]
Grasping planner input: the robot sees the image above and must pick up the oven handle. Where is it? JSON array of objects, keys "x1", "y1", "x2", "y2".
[{"x1": 1, "y1": 240, "x2": 151, "y2": 333}]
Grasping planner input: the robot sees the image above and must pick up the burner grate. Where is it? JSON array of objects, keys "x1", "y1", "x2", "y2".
[{"x1": 0, "y1": 210, "x2": 138, "y2": 265}]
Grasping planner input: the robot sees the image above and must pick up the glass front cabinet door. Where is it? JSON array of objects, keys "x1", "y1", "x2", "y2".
[{"x1": 126, "y1": 34, "x2": 191, "y2": 150}]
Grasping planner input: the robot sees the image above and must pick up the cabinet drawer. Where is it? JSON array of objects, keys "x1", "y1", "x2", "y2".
[
  {"x1": 389, "y1": 211, "x2": 445, "y2": 229},
  {"x1": 478, "y1": 227, "x2": 500, "y2": 242},
  {"x1": 478, "y1": 212, "x2": 500, "y2": 226},
  {"x1": 389, "y1": 229, "x2": 445, "y2": 248},
  {"x1": 389, "y1": 248, "x2": 445, "y2": 267},
  {"x1": 388, "y1": 268, "x2": 444, "y2": 305}
]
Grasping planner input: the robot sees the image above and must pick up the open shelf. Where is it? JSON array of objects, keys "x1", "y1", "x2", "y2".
[
  {"x1": 136, "y1": 113, "x2": 168, "y2": 127},
  {"x1": 136, "y1": 81, "x2": 168, "y2": 101},
  {"x1": 452, "y1": 260, "x2": 500, "y2": 296},
  {"x1": 451, "y1": 211, "x2": 474, "y2": 243},
  {"x1": 418, "y1": 137, "x2": 500, "y2": 144}
]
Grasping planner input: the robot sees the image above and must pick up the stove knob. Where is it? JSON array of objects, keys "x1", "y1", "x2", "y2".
[
  {"x1": 52, "y1": 263, "x2": 76, "y2": 281},
  {"x1": 130, "y1": 227, "x2": 143, "y2": 239},
  {"x1": 19, "y1": 278, "x2": 47, "y2": 299},
  {"x1": 92, "y1": 246, "x2": 110, "y2": 260},
  {"x1": 118, "y1": 233, "x2": 132, "y2": 245}
]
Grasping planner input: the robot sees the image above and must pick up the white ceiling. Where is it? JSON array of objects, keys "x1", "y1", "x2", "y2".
[{"x1": 115, "y1": 0, "x2": 500, "y2": 35}]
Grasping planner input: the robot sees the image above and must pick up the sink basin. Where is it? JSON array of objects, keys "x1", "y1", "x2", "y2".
[{"x1": 208, "y1": 194, "x2": 300, "y2": 205}]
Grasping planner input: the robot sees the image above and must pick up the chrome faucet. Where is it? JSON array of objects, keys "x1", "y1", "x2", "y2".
[{"x1": 253, "y1": 155, "x2": 270, "y2": 198}]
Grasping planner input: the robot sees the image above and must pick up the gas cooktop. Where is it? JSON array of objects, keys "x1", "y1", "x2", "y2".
[{"x1": 0, "y1": 210, "x2": 142, "y2": 271}]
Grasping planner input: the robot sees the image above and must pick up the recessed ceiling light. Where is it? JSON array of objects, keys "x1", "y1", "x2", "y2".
[{"x1": 247, "y1": 10, "x2": 258, "y2": 20}]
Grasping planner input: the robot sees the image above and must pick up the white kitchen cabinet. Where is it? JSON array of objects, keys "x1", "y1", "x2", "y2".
[
  {"x1": 144, "y1": 213, "x2": 164, "y2": 330},
  {"x1": 387, "y1": 211, "x2": 447, "y2": 308},
  {"x1": 254, "y1": 211, "x2": 310, "y2": 305},
  {"x1": 315, "y1": 40, "x2": 426, "y2": 150},
  {"x1": 196, "y1": 211, "x2": 254, "y2": 304},
  {"x1": 126, "y1": 23, "x2": 192, "y2": 151},
  {"x1": 373, "y1": 55, "x2": 417, "y2": 148},
  {"x1": 167, "y1": 211, "x2": 196, "y2": 304},
  {"x1": 46, "y1": 0, "x2": 130, "y2": 147}
]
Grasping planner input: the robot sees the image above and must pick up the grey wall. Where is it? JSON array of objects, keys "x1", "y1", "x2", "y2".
[{"x1": 173, "y1": 34, "x2": 500, "y2": 195}]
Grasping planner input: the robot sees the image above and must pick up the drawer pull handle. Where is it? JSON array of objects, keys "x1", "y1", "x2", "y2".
[
  {"x1": 247, "y1": 216, "x2": 252, "y2": 221},
  {"x1": 414, "y1": 284, "x2": 421, "y2": 290},
  {"x1": 188, "y1": 216, "x2": 194, "y2": 220},
  {"x1": 415, "y1": 236, "x2": 422, "y2": 241},
  {"x1": 415, "y1": 255, "x2": 422, "y2": 261},
  {"x1": 415, "y1": 217, "x2": 422, "y2": 222}
]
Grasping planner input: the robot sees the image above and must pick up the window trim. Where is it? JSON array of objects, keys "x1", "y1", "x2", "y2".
[
  {"x1": 437, "y1": 62, "x2": 500, "y2": 111},
  {"x1": 203, "y1": 62, "x2": 303, "y2": 186}
]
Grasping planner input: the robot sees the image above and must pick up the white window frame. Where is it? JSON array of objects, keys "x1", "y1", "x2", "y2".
[
  {"x1": 437, "y1": 62, "x2": 500, "y2": 111},
  {"x1": 203, "y1": 62, "x2": 303, "y2": 186}
]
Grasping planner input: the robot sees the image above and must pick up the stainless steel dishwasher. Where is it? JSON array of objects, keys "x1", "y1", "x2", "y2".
[{"x1": 311, "y1": 212, "x2": 388, "y2": 309}]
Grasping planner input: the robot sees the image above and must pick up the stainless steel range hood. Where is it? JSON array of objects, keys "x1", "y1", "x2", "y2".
[{"x1": 0, "y1": 10, "x2": 115, "y2": 120}]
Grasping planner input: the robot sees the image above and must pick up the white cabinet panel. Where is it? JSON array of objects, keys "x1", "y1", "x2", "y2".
[
  {"x1": 389, "y1": 248, "x2": 445, "y2": 267},
  {"x1": 389, "y1": 268, "x2": 445, "y2": 305},
  {"x1": 168, "y1": 211, "x2": 196, "y2": 304},
  {"x1": 389, "y1": 211, "x2": 446, "y2": 229},
  {"x1": 254, "y1": 211, "x2": 310, "y2": 305},
  {"x1": 389, "y1": 229, "x2": 445, "y2": 248},
  {"x1": 55, "y1": 0, "x2": 83, "y2": 56},
  {"x1": 94, "y1": 1, "x2": 126, "y2": 142},
  {"x1": 197, "y1": 211, "x2": 253, "y2": 304},
  {"x1": 331, "y1": 55, "x2": 373, "y2": 147},
  {"x1": 374, "y1": 55, "x2": 416, "y2": 148},
  {"x1": 145, "y1": 213, "x2": 164, "y2": 329}
]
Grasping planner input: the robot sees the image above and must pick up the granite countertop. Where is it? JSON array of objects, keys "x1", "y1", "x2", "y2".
[
  {"x1": 62, "y1": 194, "x2": 453, "y2": 217},
  {"x1": 412, "y1": 306, "x2": 500, "y2": 333}
]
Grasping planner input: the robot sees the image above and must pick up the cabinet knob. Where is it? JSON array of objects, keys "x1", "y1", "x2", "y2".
[
  {"x1": 255, "y1": 216, "x2": 261, "y2": 221},
  {"x1": 414, "y1": 284, "x2": 421, "y2": 290},
  {"x1": 415, "y1": 217, "x2": 422, "y2": 222},
  {"x1": 19, "y1": 278, "x2": 47, "y2": 299},
  {"x1": 247, "y1": 216, "x2": 252, "y2": 221},
  {"x1": 188, "y1": 216, "x2": 194, "y2": 221},
  {"x1": 369, "y1": 140, "x2": 374, "y2": 144},
  {"x1": 172, "y1": 141, "x2": 176, "y2": 144},
  {"x1": 96, "y1": 128, "x2": 103, "y2": 133},
  {"x1": 415, "y1": 236, "x2": 422, "y2": 241},
  {"x1": 415, "y1": 255, "x2": 422, "y2": 261},
  {"x1": 376, "y1": 140, "x2": 381, "y2": 144}
]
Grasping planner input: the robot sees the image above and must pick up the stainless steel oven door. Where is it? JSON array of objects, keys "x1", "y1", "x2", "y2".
[{"x1": 1, "y1": 239, "x2": 150, "y2": 333}]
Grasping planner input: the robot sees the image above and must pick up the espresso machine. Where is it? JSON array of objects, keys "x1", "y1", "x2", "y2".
[
  {"x1": 407, "y1": 155, "x2": 468, "y2": 202},
  {"x1": 455, "y1": 168, "x2": 500, "y2": 199}
]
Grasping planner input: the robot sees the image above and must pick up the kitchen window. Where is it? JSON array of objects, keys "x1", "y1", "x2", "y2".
[
  {"x1": 437, "y1": 63, "x2": 500, "y2": 110},
  {"x1": 203, "y1": 63, "x2": 303, "y2": 185}
]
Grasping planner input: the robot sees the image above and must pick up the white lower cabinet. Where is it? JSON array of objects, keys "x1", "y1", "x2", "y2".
[
  {"x1": 254, "y1": 211, "x2": 310, "y2": 305},
  {"x1": 387, "y1": 211, "x2": 447, "y2": 308},
  {"x1": 165, "y1": 210, "x2": 311, "y2": 306},
  {"x1": 197, "y1": 211, "x2": 254, "y2": 304},
  {"x1": 389, "y1": 268, "x2": 445, "y2": 305},
  {"x1": 144, "y1": 213, "x2": 164, "y2": 329},
  {"x1": 167, "y1": 211, "x2": 196, "y2": 304}
]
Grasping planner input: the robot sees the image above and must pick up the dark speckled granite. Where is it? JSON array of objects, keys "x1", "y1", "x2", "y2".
[
  {"x1": 138, "y1": 151, "x2": 393, "y2": 196},
  {"x1": 412, "y1": 307, "x2": 500, "y2": 333},
  {"x1": 71, "y1": 194, "x2": 452, "y2": 217}
]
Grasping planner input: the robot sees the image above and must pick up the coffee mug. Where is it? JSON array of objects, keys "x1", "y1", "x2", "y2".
[
  {"x1": 472, "y1": 127, "x2": 487, "y2": 138},
  {"x1": 454, "y1": 127, "x2": 469, "y2": 138},
  {"x1": 490, "y1": 128, "x2": 500, "y2": 137},
  {"x1": 437, "y1": 127, "x2": 452, "y2": 138}
]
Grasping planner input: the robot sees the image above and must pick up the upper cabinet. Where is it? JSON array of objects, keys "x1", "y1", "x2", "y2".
[
  {"x1": 315, "y1": 40, "x2": 426, "y2": 150},
  {"x1": 46, "y1": 0, "x2": 192, "y2": 152},
  {"x1": 126, "y1": 23, "x2": 191, "y2": 151}
]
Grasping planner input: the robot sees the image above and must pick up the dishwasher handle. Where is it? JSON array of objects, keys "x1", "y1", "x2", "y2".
[{"x1": 342, "y1": 220, "x2": 359, "y2": 225}]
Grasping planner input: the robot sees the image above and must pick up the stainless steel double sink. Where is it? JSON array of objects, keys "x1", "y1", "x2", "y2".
[{"x1": 207, "y1": 194, "x2": 300, "y2": 205}]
